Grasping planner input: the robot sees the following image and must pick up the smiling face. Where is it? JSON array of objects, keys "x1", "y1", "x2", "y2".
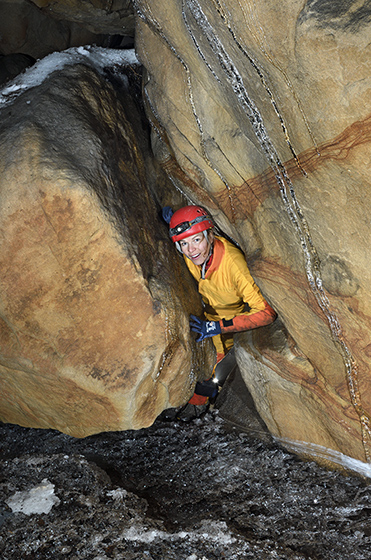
[{"x1": 179, "y1": 231, "x2": 213, "y2": 266}]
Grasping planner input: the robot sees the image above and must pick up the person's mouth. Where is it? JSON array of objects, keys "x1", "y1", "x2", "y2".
[{"x1": 190, "y1": 253, "x2": 201, "y2": 260}]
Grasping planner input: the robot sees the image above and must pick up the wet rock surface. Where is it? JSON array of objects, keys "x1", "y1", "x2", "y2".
[{"x1": 1, "y1": 414, "x2": 371, "y2": 560}]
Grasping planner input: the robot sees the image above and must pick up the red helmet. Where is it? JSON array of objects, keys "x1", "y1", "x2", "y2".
[{"x1": 169, "y1": 205, "x2": 214, "y2": 242}]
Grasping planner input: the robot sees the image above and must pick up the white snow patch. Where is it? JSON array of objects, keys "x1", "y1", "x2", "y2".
[
  {"x1": 0, "y1": 46, "x2": 140, "y2": 108},
  {"x1": 6, "y1": 478, "x2": 60, "y2": 515},
  {"x1": 122, "y1": 520, "x2": 236, "y2": 544},
  {"x1": 276, "y1": 437, "x2": 371, "y2": 478},
  {"x1": 106, "y1": 488, "x2": 128, "y2": 500}
]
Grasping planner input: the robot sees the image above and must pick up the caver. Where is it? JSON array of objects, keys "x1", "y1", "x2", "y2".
[{"x1": 163, "y1": 205, "x2": 277, "y2": 420}]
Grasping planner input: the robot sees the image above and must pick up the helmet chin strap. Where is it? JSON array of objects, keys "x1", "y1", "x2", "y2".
[
  {"x1": 201, "y1": 246, "x2": 213, "y2": 279},
  {"x1": 201, "y1": 231, "x2": 213, "y2": 279}
]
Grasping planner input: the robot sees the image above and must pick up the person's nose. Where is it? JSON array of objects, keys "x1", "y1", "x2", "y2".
[{"x1": 187, "y1": 243, "x2": 195, "y2": 254}]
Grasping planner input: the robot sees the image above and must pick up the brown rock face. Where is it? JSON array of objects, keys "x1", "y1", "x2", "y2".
[
  {"x1": 0, "y1": 59, "x2": 213, "y2": 437},
  {"x1": 135, "y1": 0, "x2": 371, "y2": 463}
]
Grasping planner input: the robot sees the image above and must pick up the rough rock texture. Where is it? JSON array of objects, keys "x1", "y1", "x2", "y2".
[
  {"x1": 0, "y1": 0, "x2": 110, "y2": 60},
  {"x1": 0, "y1": 54, "x2": 36, "y2": 87},
  {"x1": 134, "y1": 0, "x2": 371, "y2": 463},
  {"x1": 0, "y1": 58, "x2": 214, "y2": 437},
  {"x1": 1, "y1": 416, "x2": 371, "y2": 560},
  {"x1": 29, "y1": 0, "x2": 135, "y2": 37}
]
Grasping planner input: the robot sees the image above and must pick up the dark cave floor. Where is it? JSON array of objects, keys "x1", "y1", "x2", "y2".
[{"x1": 1, "y1": 407, "x2": 371, "y2": 560}]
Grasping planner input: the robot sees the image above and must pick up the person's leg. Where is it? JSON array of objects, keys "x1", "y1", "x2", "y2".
[
  {"x1": 214, "y1": 332, "x2": 234, "y2": 363},
  {"x1": 187, "y1": 333, "x2": 234, "y2": 405},
  {"x1": 161, "y1": 334, "x2": 235, "y2": 421}
]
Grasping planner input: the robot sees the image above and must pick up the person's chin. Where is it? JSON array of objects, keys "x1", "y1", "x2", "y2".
[{"x1": 191, "y1": 255, "x2": 206, "y2": 265}]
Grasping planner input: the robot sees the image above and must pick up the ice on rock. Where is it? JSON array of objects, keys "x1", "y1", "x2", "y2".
[
  {"x1": 106, "y1": 488, "x2": 128, "y2": 500},
  {"x1": 0, "y1": 46, "x2": 140, "y2": 108},
  {"x1": 122, "y1": 519, "x2": 236, "y2": 545},
  {"x1": 6, "y1": 478, "x2": 60, "y2": 515}
]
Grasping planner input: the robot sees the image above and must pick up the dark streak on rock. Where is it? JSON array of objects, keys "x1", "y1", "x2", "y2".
[{"x1": 299, "y1": 0, "x2": 371, "y2": 32}]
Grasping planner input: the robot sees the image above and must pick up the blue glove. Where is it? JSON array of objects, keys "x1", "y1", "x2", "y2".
[
  {"x1": 190, "y1": 314, "x2": 221, "y2": 342},
  {"x1": 162, "y1": 206, "x2": 174, "y2": 224}
]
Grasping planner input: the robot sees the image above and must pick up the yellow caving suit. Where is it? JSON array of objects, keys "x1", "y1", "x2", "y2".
[{"x1": 185, "y1": 236, "x2": 276, "y2": 361}]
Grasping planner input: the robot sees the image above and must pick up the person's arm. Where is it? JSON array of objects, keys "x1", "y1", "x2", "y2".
[
  {"x1": 220, "y1": 248, "x2": 277, "y2": 333},
  {"x1": 190, "y1": 300, "x2": 276, "y2": 341},
  {"x1": 220, "y1": 301, "x2": 276, "y2": 333},
  {"x1": 190, "y1": 243, "x2": 277, "y2": 341}
]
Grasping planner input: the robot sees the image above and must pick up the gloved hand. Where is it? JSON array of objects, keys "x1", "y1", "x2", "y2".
[
  {"x1": 190, "y1": 314, "x2": 221, "y2": 342},
  {"x1": 162, "y1": 206, "x2": 174, "y2": 224}
]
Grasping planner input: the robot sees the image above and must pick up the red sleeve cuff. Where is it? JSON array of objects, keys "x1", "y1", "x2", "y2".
[{"x1": 220, "y1": 302, "x2": 277, "y2": 334}]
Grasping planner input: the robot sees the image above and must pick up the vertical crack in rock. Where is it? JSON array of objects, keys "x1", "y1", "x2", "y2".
[
  {"x1": 134, "y1": 0, "x2": 237, "y2": 218},
  {"x1": 184, "y1": 0, "x2": 371, "y2": 461},
  {"x1": 215, "y1": 0, "x2": 319, "y2": 156},
  {"x1": 183, "y1": 0, "x2": 306, "y2": 171},
  {"x1": 213, "y1": 0, "x2": 307, "y2": 174}
]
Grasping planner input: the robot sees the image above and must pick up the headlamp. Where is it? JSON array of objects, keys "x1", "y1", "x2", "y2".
[{"x1": 169, "y1": 215, "x2": 211, "y2": 238}]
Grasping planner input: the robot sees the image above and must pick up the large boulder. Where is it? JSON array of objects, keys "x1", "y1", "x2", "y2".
[
  {"x1": 135, "y1": 0, "x2": 371, "y2": 463},
  {"x1": 0, "y1": 52, "x2": 213, "y2": 437}
]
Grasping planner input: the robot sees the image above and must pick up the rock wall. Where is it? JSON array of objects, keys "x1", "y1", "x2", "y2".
[
  {"x1": 135, "y1": 0, "x2": 371, "y2": 463},
  {"x1": 0, "y1": 57, "x2": 214, "y2": 437},
  {"x1": 29, "y1": 0, "x2": 135, "y2": 36},
  {"x1": 0, "y1": 0, "x2": 111, "y2": 61},
  {"x1": 1, "y1": 0, "x2": 371, "y2": 466},
  {"x1": 0, "y1": 0, "x2": 135, "y2": 76}
]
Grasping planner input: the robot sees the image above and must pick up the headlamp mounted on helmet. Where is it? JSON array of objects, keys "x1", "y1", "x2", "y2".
[
  {"x1": 169, "y1": 205, "x2": 214, "y2": 243},
  {"x1": 169, "y1": 215, "x2": 210, "y2": 239}
]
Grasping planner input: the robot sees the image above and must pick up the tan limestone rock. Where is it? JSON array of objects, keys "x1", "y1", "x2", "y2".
[
  {"x1": 135, "y1": 0, "x2": 371, "y2": 464},
  {"x1": 0, "y1": 60, "x2": 213, "y2": 437}
]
